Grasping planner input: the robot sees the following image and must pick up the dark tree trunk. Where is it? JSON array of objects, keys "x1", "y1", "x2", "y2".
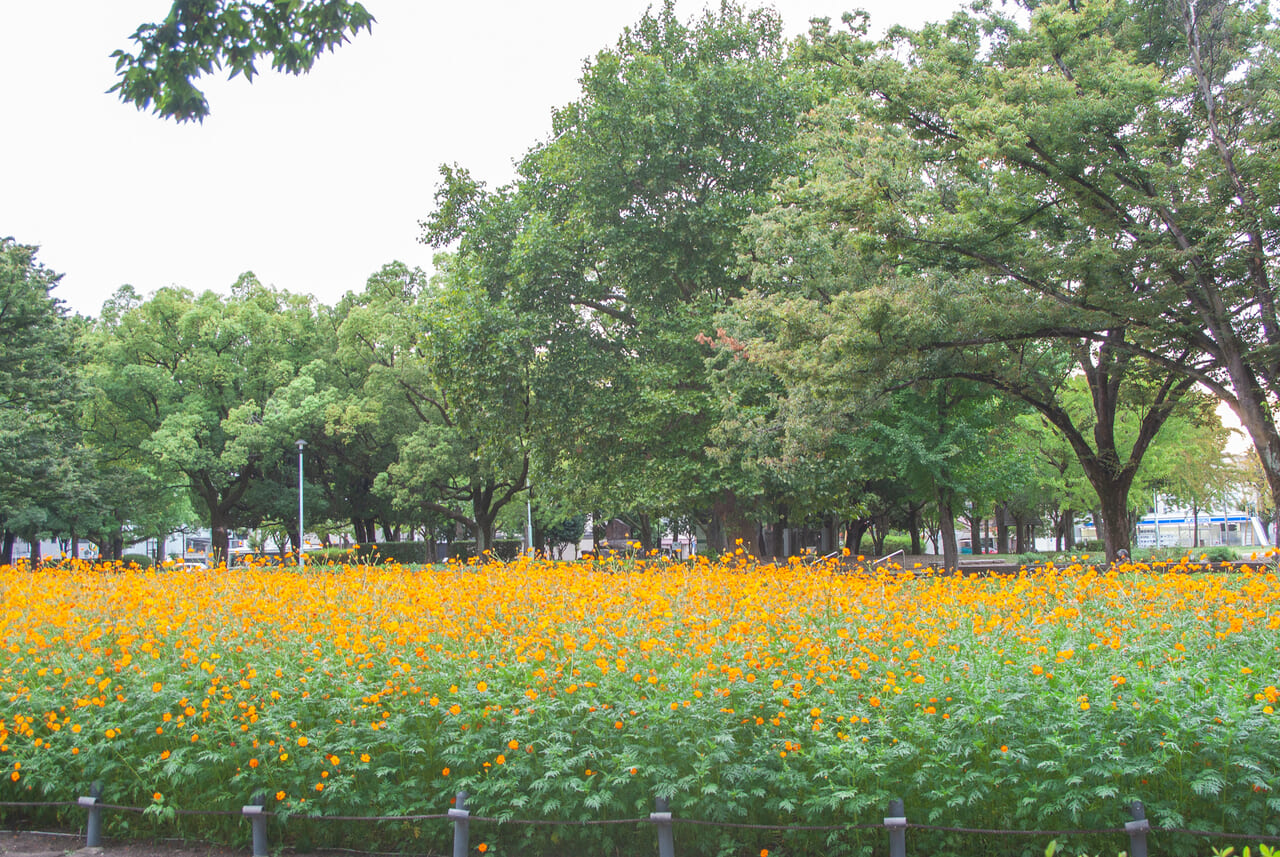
[
  {"x1": 1, "y1": 530, "x2": 13, "y2": 566},
  {"x1": 210, "y1": 516, "x2": 230, "y2": 564},
  {"x1": 938, "y1": 490, "x2": 959, "y2": 570},
  {"x1": 636, "y1": 513, "x2": 654, "y2": 554},
  {"x1": 995, "y1": 504, "x2": 1010, "y2": 554},
  {"x1": 706, "y1": 508, "x2": 725, "y2": 555},
  {"x1": 1063, "y1": 511, "x2": 1075, "y2": 550},
  {"x1": 845, "y1": 518, "x2": 869, "y2": 555},
  {"x1": 714, "y1": 493, "x2": 758, "y2": 557},
  {"x1": 821, "y1": 515, "x2": 838, "y2": 555},
  {"x1": 1096, "y1": 487, "x2": 1133, "y2": 561},
  {"x1": 1014, "y1": 514, "x2": 1028, "y2": 554}
]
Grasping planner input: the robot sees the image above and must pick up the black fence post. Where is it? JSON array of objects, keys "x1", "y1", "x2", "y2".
[
  {"x1": 450, "y1": 791, "x2": 470, "y2": 857},
  {"x1": 242, "y1": 793, "x2": 268, "y2": 857},
  {"x1": 1126, "y1": 800, "x2": 1149, "y2": 857},
  {"x1": 652, "y1": 795, "x2": 675, "y2": 857},
  {"x1": 885, "y1": 798, "x2": 907, "y2": 857},
  {"x1": 79, "y1": 781, "x2": 103, "y2": 848}
]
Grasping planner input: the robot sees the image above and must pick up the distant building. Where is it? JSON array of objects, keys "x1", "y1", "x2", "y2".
[{"x1": 1076, "y1": 504, "x2": 1270, "y2": 550}]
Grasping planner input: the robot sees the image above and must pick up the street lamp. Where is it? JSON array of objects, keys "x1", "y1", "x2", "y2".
[
  {"x1": 296, "y1": 440, "x2": 307, "y2": 568},
  {"x1": 526, "y1": 485, "x2": 534, "y2": 558}
]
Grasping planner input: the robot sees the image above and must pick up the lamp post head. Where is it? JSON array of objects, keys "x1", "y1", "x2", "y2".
[{"x1": 296, "y1": 439, "x2": 308, "y2": 451}]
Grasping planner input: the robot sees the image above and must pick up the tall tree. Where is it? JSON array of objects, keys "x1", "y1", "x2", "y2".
[
  {"x1": 814, "y1": 0, "x2": 1280, "y2": 544},
  {"x1": 423, "y1": 1, "x2": 813, "y2": 550},
  {"x1": 88, "y1": 277, "x2": 323, "y2": 559},
  {"x1": 338, "y1": 261, "x2": 535, "y2": 552},
  {"x1": 0, "y1": 239, "x2": 85, "y2": 565}
]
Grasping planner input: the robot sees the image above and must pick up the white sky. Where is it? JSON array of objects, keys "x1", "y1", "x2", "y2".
[{"x1": 2, "y1": 1, "x2": 961, "y2": 318}]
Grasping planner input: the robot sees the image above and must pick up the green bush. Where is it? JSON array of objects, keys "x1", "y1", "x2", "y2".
[
  {"x1": 447, "y1": 539, "x2": 524, "y2": 562},
  {"x1": 120, "y1": 553, "x2": 153, "y2": 568},
  {"x1": 1080, "y1": 539, "x2": 1105, "y2": 552},
  {"x1": 373, "y1": 541, "x2": 433, "y2": 564},
  {"x1": 314, "y1": 542, "x2": 435, "y2": 565},
  {"x1": 1194, "y1": 545, "x2": 1238, "y2": 563},
  {"x1": 878, "y1": 535, "x2": 914, "y2": 555}
]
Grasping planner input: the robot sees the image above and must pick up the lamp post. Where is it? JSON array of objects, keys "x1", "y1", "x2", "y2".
[
  {"x1": 526, "y1": 484, "x2": 534, "y2": 558},
  {"x1": 296, "y1": 440, "x2": 307, "y2": 568}
]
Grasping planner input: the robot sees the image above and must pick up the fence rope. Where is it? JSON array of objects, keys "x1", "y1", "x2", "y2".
[
  {"x1": 905, "y1": 823, "x2": 1128, "y2": 836},
  {"x1": 5, "y1": 798, "x2": 1279, "y2": 843},
  {"x1": 1155, "y1": 827, "x2": 1280, "y2": 842}
]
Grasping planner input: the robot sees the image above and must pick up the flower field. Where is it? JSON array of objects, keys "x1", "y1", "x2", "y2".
[{"x1": 2, "y1": 555, "x2": 1279, "y2": 857}]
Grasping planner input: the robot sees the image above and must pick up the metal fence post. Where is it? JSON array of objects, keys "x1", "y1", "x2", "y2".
[
  {"x1": 885, "y1": 798, "x2": 907, "y2": 857},
  {"x1": 652, "y1": 795, "x2": 675, "y2": 857},
  {"x1": 242, "y1": 793, "x2": 268, "y2": 857},
  {"x1": 450, "y1": 791, "x2": 470, "y2": 857},
  {"x1": 1126, "y1": 800, "x2": 1149, "y2": 857},
  {"x1": 79, "y1": 781, "x2": 103, "y2": 848}
]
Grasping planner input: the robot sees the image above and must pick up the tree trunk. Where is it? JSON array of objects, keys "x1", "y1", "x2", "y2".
[
  {"x1": 592, "y1": 513, "x2": 605, "y2": 555},
  {"x1": 1192, "y1": 502, "x2": 1200, "y2": 548},
  {"x1": 937, "y1": 490, "x2": 959, "y2": 570},
  {"x1": 29, "y1": 537, "x2": 41, "y2": 565},
  {"x1": 1096, "y1": 486, "x2": 1132, "y2": 561},
  {"x1": 636, "y1": 513, "x2": 654, "y2": 554},
  {"x1": 907, "y1": 506, "x2": 923, "y2": 555},
  {"x1": 210, "y1": 515, "x2": 230, "y2": 564},
  {"x1": 995, "y1": 504, "x2": 1010, "y2": 555},
  {"x1": 1063, "y1": 511, "x2": 1075, "y2": 550},
  {"x1": 707, "y1": 508, "x2": 725, "y2": 554},
  {"x1": 473, "y1": 513, "x2": 496, "y2": 554},
  {"x1": 845, "y1": 518, "x2": 869, "y2": 555},
  {"x1": 1013, "y1": 513, "x2": 1027, "y2": 554},
  {"x1": 714, "y1": 492, "x2": 758, "y2": 557},
  {"x1": 1, "y1": 529, "x2": 13, "y2": 566},
  {"x1": 821, "y1": 515, "x2": 838, "y2": 555}
]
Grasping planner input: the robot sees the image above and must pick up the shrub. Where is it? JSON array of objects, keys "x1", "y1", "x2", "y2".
[
  {"x1": 447, "y1": 539, "x2": 524, "y2": 562},
  {"x1": 878, "y1": 535, "x2": 914, "y2": 555},
  {"x1": 1196, "y1": 545, "x2": 1237, "y2": 563},
  {"x1": 120, "y1": 553, "x2": 153, "y2": 568},
  {"x1": 370, "y1": 541, "x2": 433, "y2": 565}
]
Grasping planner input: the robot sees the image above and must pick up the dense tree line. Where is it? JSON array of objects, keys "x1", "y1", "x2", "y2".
[{"x1": 5, "y1": 0, "x2": 1274, "y2": 563}]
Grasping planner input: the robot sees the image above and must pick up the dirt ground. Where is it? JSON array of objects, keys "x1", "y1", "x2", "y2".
[{"x1": 0, "y1": 831, "x2": 249, "y2": 857}]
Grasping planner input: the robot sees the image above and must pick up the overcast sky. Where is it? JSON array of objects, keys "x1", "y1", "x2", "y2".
[{"x1": 2, "y1": 1, "x2": 962, "y2": 317}]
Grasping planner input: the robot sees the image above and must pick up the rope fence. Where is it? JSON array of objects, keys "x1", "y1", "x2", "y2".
[{"x1": 4, "y1": 791, "x2": 1279, "y2": 857}]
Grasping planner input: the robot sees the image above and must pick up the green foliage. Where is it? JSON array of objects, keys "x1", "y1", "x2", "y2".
[
  {"x1": 0, "y1": 238, "x2": 89, "y2": 560},
  {"x1": 878, "y1": 535, "x2": 913, "y2": 556},
  {"x1": 86, "y1": 279, "x2": 327, "y2": 559},
  {"x1": 361, "y1": 540, "x2": 432, "y2": 565},
  {"x1": 120, "y1": 553, "x2": 153, "y2": 568},
  {"x1": 446, "y1": 539, "x2": 523, "y2": 562},
  {"x1": 1191, "y1": 546, "x2": 1238, "y2": 564},
  {"x1": 110, "y1": 0, "x2": 375, "y2": 121}
]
